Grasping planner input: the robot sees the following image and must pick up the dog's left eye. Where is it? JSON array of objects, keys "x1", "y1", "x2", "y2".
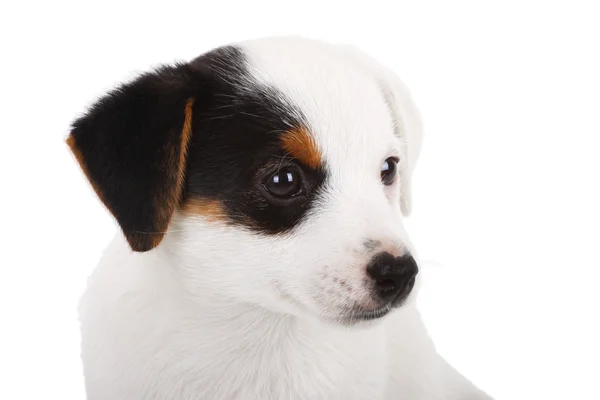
[
  {"x1": 263, "y1": 168, "x2": 303, "y2": 199},
  {"x1": 381, "y1": 157, "x2": 398, "y2": 186}
]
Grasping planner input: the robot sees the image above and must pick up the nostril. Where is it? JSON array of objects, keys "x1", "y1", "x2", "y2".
[
  {"x1": 374, "y1": 278, "x2": 400, "y2": 299},
  {"x1": 376, "y1": 278, "x2": 397, "y2": 292}
]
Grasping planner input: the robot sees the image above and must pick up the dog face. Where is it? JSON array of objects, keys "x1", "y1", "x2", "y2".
[{"x1": 68, "y1": 37, "x2": 423, "y2": 325}]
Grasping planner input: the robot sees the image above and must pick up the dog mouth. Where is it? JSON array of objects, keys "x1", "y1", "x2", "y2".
[
  {"x1": 338, "y1": 304, "x2": 393, "y2": 324},
  {"x1": 336, "y1": 284, "x2": 414, "y2": 324}
]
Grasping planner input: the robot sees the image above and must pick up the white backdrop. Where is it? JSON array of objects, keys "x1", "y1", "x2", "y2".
[{"x1": 1, "y1": 1, "x2": 599, "y2": 399}]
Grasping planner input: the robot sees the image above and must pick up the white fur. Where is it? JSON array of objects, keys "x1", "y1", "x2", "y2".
[{"x1": 79, "y1": 37, "x2": 491, "y2": 399}]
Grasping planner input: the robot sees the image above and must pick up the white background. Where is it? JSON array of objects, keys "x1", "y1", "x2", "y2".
[{"x1": 1, "y1": 1, "x2": 599, "y2": 399}]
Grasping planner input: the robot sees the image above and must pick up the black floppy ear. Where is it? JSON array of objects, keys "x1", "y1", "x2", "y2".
[{"x1": 67, "y1": 65, "x2": 198, "y2": 252}]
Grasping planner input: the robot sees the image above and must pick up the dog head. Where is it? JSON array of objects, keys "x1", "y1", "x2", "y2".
[{"x1": 68, "y1": 37, "x2": 423, "y2": 325}]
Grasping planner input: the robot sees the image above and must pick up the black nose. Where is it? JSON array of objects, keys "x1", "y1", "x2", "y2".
[{"x1": 366, "y1": 252, "x2": 419, "y2": 304}]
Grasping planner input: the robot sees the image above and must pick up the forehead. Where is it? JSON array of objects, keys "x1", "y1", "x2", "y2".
[{"x1": 240, "y1": 38, "x2": 398, "y2": 172}]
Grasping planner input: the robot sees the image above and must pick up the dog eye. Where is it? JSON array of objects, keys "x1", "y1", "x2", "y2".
[
  {"x1": 381, "y1": 157, "x2": 398, "y2": 186},
  {"x1": 264, "y1": 168, "x2": 303, "y2": 198}
]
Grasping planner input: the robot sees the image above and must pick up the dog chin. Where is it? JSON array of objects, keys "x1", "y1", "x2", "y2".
[
  {"x1": 324, "y1": 294, "x2": 416, "y2": 328},
  {"x1": 314, "y1": 305, "x2": 393, "y2": 328}
]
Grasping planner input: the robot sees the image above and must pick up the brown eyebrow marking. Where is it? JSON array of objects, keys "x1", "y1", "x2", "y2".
[{"x1": 280, "y1": 126, "x2": 322, "y2": 169}]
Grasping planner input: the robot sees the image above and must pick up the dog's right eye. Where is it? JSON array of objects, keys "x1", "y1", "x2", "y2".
[
  {"x1": 381, "y1": 157, "x2": 399, "y2": 186},
  {"x1": 263, "y1": 168, "x2": 303, "y2": 199}
]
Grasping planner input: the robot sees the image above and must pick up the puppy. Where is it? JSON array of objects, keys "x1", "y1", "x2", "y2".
[{"x1": 68, "y1": 37, "x2": 492, "y2": 400}]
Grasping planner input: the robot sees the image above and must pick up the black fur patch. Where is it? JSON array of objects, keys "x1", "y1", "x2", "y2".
[
  {"x1": 183, "y1": 48, "x2": 326, "y2": 233},
  {"x1": 69, "y1": 46, "x2": 326, "y2": 250}
]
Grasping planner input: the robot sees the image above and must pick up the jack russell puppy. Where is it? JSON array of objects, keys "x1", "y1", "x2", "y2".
[{"x1": 68, "y1": 36, "x2": 492, "y2": 400}]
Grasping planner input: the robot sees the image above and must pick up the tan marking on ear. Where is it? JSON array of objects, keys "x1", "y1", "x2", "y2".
[
  {"x1": 150, "y1": 97, "x2": 196, "y2": 248},
  {"x1": 176, "y1": 98, "x2": 195, "y2": 201},
  {"x1": 281, "y1": 127, "x2": 321, "y2": 169},
  {"x1": 66, "y1": 135, "x2": 110, "y2": 212},
  {"x1": 67, "y1": 135, "x2": 92, "y2": 188},
  {"x1": 161, "y1": 97, "x2": 195, "y2": 215},
  {"x1": 181, "y1": 198, "x2": 227, "y2": 222}
]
